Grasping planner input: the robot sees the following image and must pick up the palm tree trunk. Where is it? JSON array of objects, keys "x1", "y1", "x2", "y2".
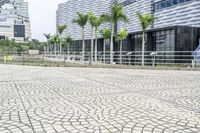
[
  {"x1": 46, "y1": 41, "x2": 48, "y2": 55},
  {"x1": 50, "y1": 43, "x2": 52, "y2": 54},
  {"x1": 82, "y1": 27, "x2": 85, "y2": 62},
  {"x1": 60, "y1": 35, "x2": 62, "y2": 55},
  {"x1": 142, "y1": 31, "x2": 145, "y2": 66},
  {"x1": 45, "y1": 46, "x2": 47, "y2": 55},
  {"x1": 91, "y1": 28, "x2": 94, "y2": 64},
  {"x1": 95, "y1": 28, "x2": 98, "y2": 63},
  {"x1": 103, "y1": 39, "x2": 106, "y2": 63},
  {"x1": 110, "y1": 23, "x2": 114, "y2": 64},
  {"x1": 67, "y1": 44, "x2": 70, "y2": 61},
  {"x1": 120, "y1": 40, "x2": 122, "y2": 64},
  {"x1": 54, "y1": 44, "x2": 56, "y2": 55}
]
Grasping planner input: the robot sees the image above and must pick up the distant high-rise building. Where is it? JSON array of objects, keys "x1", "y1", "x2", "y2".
[
  {"x1": 0, "y1": 0, "x2": 31, "y2": 42},
  {"x1": 0, "y1": 0, "x2": 10, "y2": 7}
]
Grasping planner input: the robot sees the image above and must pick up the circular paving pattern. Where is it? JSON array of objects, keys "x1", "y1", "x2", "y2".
[
  {"x1": 0, "y1": 64, "x2": 200, "y2": 132},
  {"x1": 0, "y1": 120, "x2": 33, "y2": 133}
]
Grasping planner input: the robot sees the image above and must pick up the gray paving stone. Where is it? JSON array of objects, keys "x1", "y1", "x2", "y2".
[{"x1": 0, "y1": 64, "x2": 200, "y2": 132}]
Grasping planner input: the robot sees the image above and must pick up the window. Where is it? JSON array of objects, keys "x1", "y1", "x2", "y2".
[
  {"x1": 154, "y1": 0, "x2": 192, "y2": 11},
  {"x1": 14, "y1": 25, "x2": 25, "y2": 37},
  {"x1": 172, "y1": 0, "x2": 178, "y2": 5},
  {"x1": 161, "y1": 1, "x2": 167, "y2": 8},
  {"x1": 179, "y1": 0, "x2": 185, "y2": 3},
  {"x1": 156, "y1": 29, "x2": 175, "y2": 63},
  {"x1": 120, "y1": 0, "x2": 136, "y2": 7},
  {"x1": 167, "y1": 0, "x2": 172, "y2": 7}
]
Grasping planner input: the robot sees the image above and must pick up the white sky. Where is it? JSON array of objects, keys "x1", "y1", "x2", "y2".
[{"x1": 26, "y1": 0, "x2": 66, "y2": 41}]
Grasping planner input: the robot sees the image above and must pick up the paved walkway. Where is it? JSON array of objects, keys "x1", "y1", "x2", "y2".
[{"x1": 0, "y1": 64, "x2": 200, "y2": 133}]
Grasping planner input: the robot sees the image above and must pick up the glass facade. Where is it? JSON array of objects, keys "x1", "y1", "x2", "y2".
[
  {"x1": 133, "y1": 34, "x2": 148, "y2": 51},
  {"x1": 155, "y1": 29, "x2": 175, "y2": 63},
  {"x1": 68, "y1": 26, "x2": 199, "y2": 64},
  {"x1": 120, "y1": 0, "x2": 136, "y2": 7},
  {"x1": 14, "y1": 25, "x2": 25, "y2": 37},
  {"x1": 131, "y1": 29, "x2": 176, "y2": 64},
  {"x1": 155, "y1": 0, "x2": 192, "y2": 11},
  {"x1": 131, "y1": 34, "x2": 148, "y2": 64},
  {"x1": 156, "y1": 29, "x2": 175, "y2": 51},
  {"x1": 71, "y1": 40, "x2": 96, "y2": 52},
  {"x1": 71, "y1": 40, "x2": 82, "y2": 51},
  {"x1": 0, "y1": 35, "x2": 5, "y2": 40}
]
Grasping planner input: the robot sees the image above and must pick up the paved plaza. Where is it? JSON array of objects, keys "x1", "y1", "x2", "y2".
[{"x1": 0, "y1": 64, "x2": 200, "y2": 133}]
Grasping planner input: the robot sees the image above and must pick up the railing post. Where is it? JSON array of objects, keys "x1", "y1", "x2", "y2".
[{"x1": 152, "y1": 54, "x2": 155, "y2": 68}]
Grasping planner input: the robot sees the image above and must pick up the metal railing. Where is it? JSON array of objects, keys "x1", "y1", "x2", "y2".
[{"x1": 0, "y1": 51, "x2": 200, "y2": 69}]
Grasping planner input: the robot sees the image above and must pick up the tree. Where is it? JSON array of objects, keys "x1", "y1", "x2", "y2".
[
  {"x1": 101, "y1": 28, "x2": 111, "y2": 63},
  {"x1": 44, "y1": 33, "x2": 51, "y2": 54},
  {"x1": 63, "y1": 36, "x2": 72, "y2": 60},
  {"x1": 50, "y1": 35, "x2": 60, "y2": 55},
  {"x1": 101, "y1": 3, "x2": 128, "y2": 64},
  {"x1": 88, "y1": 12, "x2": 95, "y2": 64},
  {"x1": 137, "y1": 12, "x2": 155, "y2": 66},
  {"x1": 57, "y1": 25, "x2": 67, "y2": 54},
  {"x1": 73, "y1": 12, "x2": 88, "y2": 62},
  {"x1": 0, "y1": 39, "x2": 45, "y2": 54},
  {"x1": 117, "y1": 28, "x2": 128, "y2": 64},
  {"x1": 0, "y1": 39, "x2": 16, "y2": 54},
  {"x1": 88, "y1": 12, "x2": 102, "y2": 63}
]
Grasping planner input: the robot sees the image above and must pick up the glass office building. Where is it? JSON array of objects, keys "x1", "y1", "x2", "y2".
[{"x1": 57, "y1": 0, "x2": 200, "y2": 53}]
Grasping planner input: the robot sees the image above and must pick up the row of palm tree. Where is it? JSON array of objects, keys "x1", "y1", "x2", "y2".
[
  {"x1": 44, "y1": 29, "x2": 72, "y2": 57},
  {"x1": 72, "y1": 12, "x2": 88, "y2": 62},
  {"x1": 44, "y1": 3, "x2": 155, "y2": 65},
  {"x1": 101, "y1": 4, "x2": 129, "y2": 64},
  {"x1": 136, "y1": 13, "x2": 155, "y2": 66},
  {"x1": 88, "y1": 12, "x2": 102, "y2": 63},
  {"x1": 117, "y1": 28, "x2": 128, "y2": 64},
  {"x1": 101, "y1": 28, "x2": 111, "y2": 63},
  {"x1": 43, "y1": 33, "x2": 51, "y2": 54},
  {"x1": 71, "y1": 3, "x2": 128, "y2": 64},
  {"x1": 57, "y1": 25, "x2": 67, "y2": 54}
]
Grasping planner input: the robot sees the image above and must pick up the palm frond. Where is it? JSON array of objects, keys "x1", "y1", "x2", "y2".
[
  {"x1": 101, "y1": 28, "x2": 111, "y2": 39},
  {"x1": 44, "y1": 33, "x2": 51, "y2": 40},
  {"x1": 101, "y1": 14, "x2": 112, "y2": 22},
  {"x1": 117, "y1": 28, "x2": 128, "y2": 40},
  {"x1": 57, "y1": 25, "x2": 67, "y2": 35},
  {"x1": 101, "y1": 3, "x2": 128, "y2": 23},
  {"x1": 136, "y1": 12, "x2": 155, "y2": 30},
  {"x1": 73, "y1": 12, "x2": 88, "y2": 27},
  {"x1": 50, "y1": 35, "x2": 60, "y2": 44}
]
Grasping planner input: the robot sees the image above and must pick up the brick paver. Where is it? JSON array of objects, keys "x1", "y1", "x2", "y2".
[{"x1": 0, "y1": 64, "x2": 200, "y2": 133}]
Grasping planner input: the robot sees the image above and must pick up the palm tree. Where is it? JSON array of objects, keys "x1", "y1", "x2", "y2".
[
  {"x1": 101, "y1": 28, "x2": 111, "y2": 63},
  {"x1": 88, "y1": 12, "x2": 102, "y2": 63},
  {"x1": 101, "y1": 3, "x2": 128, "y2": 64},
  {"x1": 137, "y1": 12, "x2": 155, "y2": 66},
  {"x1": 117, "y1": 28, "x2": 128, "y2": 64},
  {"x1": 88, "y1": 12, "x2": 95, "y2": 64},
  {"x1": 73, "y1": 12, "x2": 88, "y2": 62},
  {"x1": 57, "y1": 25, "x2": 67, "y2": 54},
  {"x1": 51, "y1": 35, "x2": 60, "y2": 55},
  {"x1": 63, "y1": 36, "x2": 72, "y2": 60},
  {"x1": 49, "y1": 36, "x2": 54, "y2": 54},
  {"x1": 44, "y1": 33, "x2": 51, "y2": 54}
]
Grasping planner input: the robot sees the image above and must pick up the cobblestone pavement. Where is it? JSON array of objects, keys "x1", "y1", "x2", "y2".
[{"x1": 0, "y1": 64, "x2": 200, "y2": 133}]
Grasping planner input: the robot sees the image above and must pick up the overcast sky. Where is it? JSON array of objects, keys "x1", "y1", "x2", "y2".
[{"x1": 26, "y1": 0, "x2": 66, "y2": 41}]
